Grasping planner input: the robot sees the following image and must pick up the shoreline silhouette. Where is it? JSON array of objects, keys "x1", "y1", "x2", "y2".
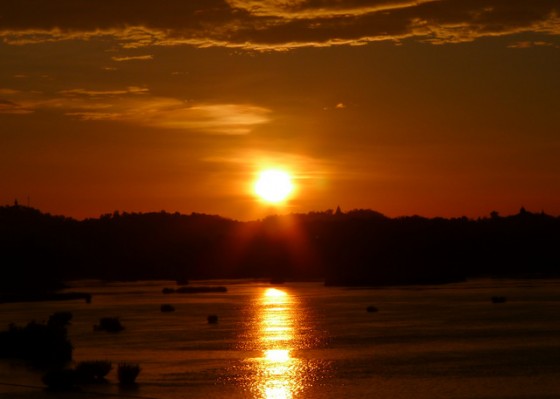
[{"x1": 1, "y1": 204, "x2": 559, "y2": 292}]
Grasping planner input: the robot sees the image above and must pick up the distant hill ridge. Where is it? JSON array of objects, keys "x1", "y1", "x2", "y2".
[{"x1": 1, "y1": 205, "x2": 559, "y2": 290}]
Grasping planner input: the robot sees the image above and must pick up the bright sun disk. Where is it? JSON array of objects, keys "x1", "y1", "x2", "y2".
[{"x1": 254, "y1": 169, "x2": 294, "y2": 203}]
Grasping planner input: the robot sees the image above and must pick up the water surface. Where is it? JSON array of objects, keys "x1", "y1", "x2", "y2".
[{"x1": 2, "y1": 279, "x2": 560, "y2": 398}]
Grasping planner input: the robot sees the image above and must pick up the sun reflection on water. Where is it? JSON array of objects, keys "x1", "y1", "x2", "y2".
[{"x1": 249, "y1": 287, "x2": 306, "y2": 399}]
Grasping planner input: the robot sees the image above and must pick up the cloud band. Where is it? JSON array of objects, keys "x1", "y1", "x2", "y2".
[{"x1": 0, "y1": 0, "x2": 558, "y2": 50}]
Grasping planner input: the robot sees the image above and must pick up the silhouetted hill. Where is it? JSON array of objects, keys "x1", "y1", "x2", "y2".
[{"x1": 1, "y1": 205, "x2": 559, "y2": 289}]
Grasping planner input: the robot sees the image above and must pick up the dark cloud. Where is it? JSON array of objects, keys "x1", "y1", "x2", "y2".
[
  {"x1": 0, "y1": 0, "x2": 558, "y2": 49},
  {"x1": 0, "y1": 0, "x2": 231, "y2": 30},
  {"x1": 0, "y1": 98, "x2": 33, "y2": 114}
]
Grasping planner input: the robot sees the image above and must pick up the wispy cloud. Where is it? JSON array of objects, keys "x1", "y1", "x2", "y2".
[
  {"x1": 0, "y1": 99, "x2": 33, "y2": 114},
  {"x1": 0, "y1": 88, "x2": 33, "y2": 114},
  {"x1": 108, "y1": 100, "x2": 272, "y2": 135},
  {"x1": 111, "y1": 55, "x2": 154, "y2": 62},
  {"x1": 508, "y1": 40, "x2": 558, "y2": 49},
  {"x1": 203, "y1": 149, "x2": 331, "y2": 180},
  {"x1": 226, "y1": 0, "x2": 439, "y2": 18},
  {"x1": 59, "y1": 87, "x2": 149, "y2": 96},
  {"x1": 0, "y1": 89, "x2": 21, "y2": 95},
  {"x1": 0, "y1": 87, "x2": 270, "y2": 134},
  {"x1": 0, "y1": 1, "x2": 558, "y2": 50}
]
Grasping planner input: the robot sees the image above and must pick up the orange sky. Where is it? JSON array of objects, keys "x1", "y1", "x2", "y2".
[{"x1": 1, "y1": 1, "x2": 559, "y2": 220}]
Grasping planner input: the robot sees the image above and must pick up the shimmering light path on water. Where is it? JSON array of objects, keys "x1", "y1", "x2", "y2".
[{"x1": 242, "y1": 287, "x2": 320, "y2": 399}]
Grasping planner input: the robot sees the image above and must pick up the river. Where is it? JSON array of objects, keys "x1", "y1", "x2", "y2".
[{"x1": 2, "y1": 279, "x2": 560, "y2": 398}]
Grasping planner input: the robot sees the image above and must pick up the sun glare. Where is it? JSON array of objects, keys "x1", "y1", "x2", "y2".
[
  {"x1": 265, "y1": 288, "x2": 287, "y2": 298},
  {"x1": 254, "y1": 169, "x2": 294, "y2": 203}
]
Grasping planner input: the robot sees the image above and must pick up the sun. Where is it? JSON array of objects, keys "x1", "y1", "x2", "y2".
[{"x1": 254, "y1": 169, "x2": 294, "y2": 203}]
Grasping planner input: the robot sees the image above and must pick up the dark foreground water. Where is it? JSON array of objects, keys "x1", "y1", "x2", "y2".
[{"x1": 2, "y1": 279, "x2": 560, "y2": 399}]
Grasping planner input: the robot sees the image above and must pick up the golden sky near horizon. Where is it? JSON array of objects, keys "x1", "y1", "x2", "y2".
[{"x1": 1, "y1": 1, "x2": 559, "y2": 220}]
